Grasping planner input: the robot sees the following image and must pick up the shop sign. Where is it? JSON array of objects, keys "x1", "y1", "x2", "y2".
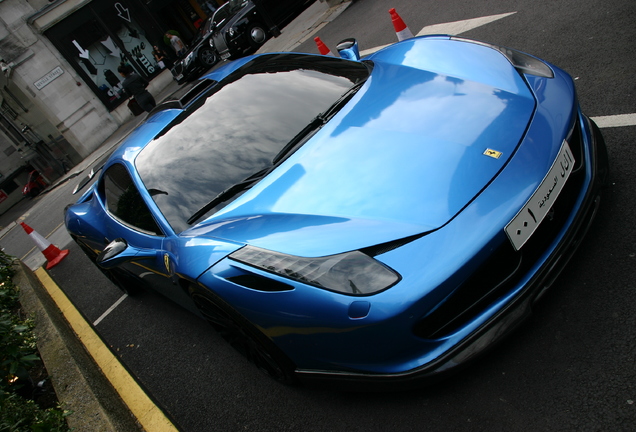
[{"x1": 34, "y1": 66, "x2": 64, "y2": 90}]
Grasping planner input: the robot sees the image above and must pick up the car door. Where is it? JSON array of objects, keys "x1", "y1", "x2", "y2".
[{"x1": 100, "y1": 163, "x2": 196, "y2": 308}]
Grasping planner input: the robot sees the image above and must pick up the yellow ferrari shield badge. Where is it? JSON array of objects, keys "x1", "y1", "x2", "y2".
[
  {"x1": 164, "y1": 253, "x2": 171, "y2": 274},
  {"x1": 484, "y1": 149, "x2": 503, "y2": 159}
]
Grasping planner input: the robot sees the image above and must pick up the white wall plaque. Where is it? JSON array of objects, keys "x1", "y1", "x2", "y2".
[{"x1": 34, "y1": 66, "x2": 64, "y2": 90}]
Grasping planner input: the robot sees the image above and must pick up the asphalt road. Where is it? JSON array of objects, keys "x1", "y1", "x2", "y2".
[{"x1": 1, "y1": 0, "x2": 635, "y2": 431}]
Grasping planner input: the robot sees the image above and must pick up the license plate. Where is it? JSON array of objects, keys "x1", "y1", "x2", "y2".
[
  {"x1": 175, "y1": 74, "x2": 183, "y2": 81},
  {"x1": 505, "y1": 140, "x2": 575, "y2": 250},
  {"x1": 221, "y1": 52, "x2": 231, "y2": 60}
]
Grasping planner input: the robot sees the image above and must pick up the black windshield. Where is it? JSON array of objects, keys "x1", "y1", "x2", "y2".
[{"x1": 135, "y1": 54, "x2": 371, "y2": 233}]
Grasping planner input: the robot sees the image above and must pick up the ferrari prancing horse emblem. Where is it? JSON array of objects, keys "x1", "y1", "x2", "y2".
[
  {"x1": 164, "y1": 253, "x2": 171, "y2": 273},
  {"x1": 484, "y1": 148, "x2": 503, "y2": 159}
]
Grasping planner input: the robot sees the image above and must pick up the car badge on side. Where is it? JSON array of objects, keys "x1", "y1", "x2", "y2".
[
  {"x1": 164, "y1": 253, "x2": 171, "y2": 274},
  {"x1": 484, "y1": 149, "x2": 503, "y2": 159}
]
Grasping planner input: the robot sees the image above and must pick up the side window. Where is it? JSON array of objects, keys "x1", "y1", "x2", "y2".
[{"x1": 101, "y1": 164, "x2": 163, "y2": 236}]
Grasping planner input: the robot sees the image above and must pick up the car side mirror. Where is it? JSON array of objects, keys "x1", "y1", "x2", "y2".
[
  {"x1": 96, "y1": 238, "x2": 156, "y2": 269},
  {"x1": 337, "y1": 38, "x2": 361, "y2": 61}
]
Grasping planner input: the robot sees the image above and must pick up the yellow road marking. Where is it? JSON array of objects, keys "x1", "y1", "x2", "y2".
[
  {"x1": 20, "y1": 247, "x2": 36, "y2": 261},
  {"x1": 34, "y1": 267, "x2": 179, "y2": 432}
]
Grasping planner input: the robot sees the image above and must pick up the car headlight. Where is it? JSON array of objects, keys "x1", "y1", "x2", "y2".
[
  {"x1": 184, "y1": 52, "x2": 194, "y2": 66},
  {"x1": 229, "y1": 246, "x2": 400, "y2": 295},
  {"x1": 451, "y1": 37, "x2": 554, "y2": 78}
]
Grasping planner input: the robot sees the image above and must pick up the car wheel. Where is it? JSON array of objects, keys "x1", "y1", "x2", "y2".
[
  {"x1": 199, "y1": 47, "x2": 218, "y2": 67},
  {"x1": 190, "y1": 286, "x2": 297, "y2": 384},
  {"x1": 247, "y1": 23, "x2": 267, "y2": 49},
  {"x1": 30, "y1": 187, "x2": 40, "y2": 198}
]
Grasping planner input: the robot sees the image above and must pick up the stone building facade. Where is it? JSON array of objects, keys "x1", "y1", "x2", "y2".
[{"x1": 0, "y1": 0, "x2": 222, "y2": 214}]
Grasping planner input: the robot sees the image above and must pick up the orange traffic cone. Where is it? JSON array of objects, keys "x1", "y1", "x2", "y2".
[
  {"x1": 314, "y1": 37, "x2": 335, "y2": 56},
  {"x1": 20, "y1": 222, "x2": 69, "y2": 269},
  {"x1": 389, "y1": 8, "x2": 414, "y2": 41}
]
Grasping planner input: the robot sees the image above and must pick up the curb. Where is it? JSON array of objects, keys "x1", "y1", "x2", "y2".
[{"x1": 16, "y1": 261, "x2": 143, "y2": 432}]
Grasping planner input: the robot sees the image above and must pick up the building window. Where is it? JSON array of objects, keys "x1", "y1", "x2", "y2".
[{"x1": 1, "y1": 100, "x2": 18, "y2": 120}]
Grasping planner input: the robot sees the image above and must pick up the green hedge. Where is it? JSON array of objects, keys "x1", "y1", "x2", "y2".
[{"x1": 0, "y1": 251, "x2": 69, "y2": 432}]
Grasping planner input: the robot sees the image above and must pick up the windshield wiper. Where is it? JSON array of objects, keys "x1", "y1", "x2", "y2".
[
  {"x1": 188, "y1": 81, "x2": 367, "y2": 225},
  {"x1": 187, "y1": 167, "x2": 272, "y2": 225},
  {"x1": 272, "y1": 115, "x2": 324, "y2": 165},
  {"x1": 322, "y1": 80, "x2": 365, "y2": 122},
  {"x1": 272, "y1": 81, "x2": 366, "y2": 165}
]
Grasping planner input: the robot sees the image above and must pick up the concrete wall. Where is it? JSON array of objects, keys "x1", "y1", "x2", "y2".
[
  {"x1": 0, "y1": 0, "x2": 120, "y2": 159},
  {"x1": 0, "y1": 188, "x2": 25, "y2": 215},
  {"x1": 0, "y1": 129, "x2": 25, "y2": 177}
]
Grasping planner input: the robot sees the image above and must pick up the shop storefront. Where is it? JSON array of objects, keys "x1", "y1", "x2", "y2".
[{"x1": 45, "y1": 0, "x2": 221, "y2": 111}]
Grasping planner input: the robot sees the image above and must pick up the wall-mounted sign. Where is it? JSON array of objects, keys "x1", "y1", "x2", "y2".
[{"x1": 34, "y1": 66, "x2": 64, "y2": 90}]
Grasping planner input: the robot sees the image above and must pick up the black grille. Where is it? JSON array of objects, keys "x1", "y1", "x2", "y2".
[
  {"x1": 171, "y1": 62, "x2": 184, "y2": 77},
  {"x1": 227, "y1": 273, "x2": 294, "y2": 292},
  {"x1": 414, "y1": 121, "x2": 587, "y2": 339},
  {"x1": 215, "y1": 34, "x2": 229, "y2": 55},
  {"x1": 362, "y1": 233, "x2": 428, "y2": 257}
]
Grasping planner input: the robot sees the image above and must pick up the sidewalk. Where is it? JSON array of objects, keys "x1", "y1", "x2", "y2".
[
  {"x1": 257, "y1": 0, "x2": 351, "y2": 53},
  {"x1": 15, "y1": 2, "x2": 353, "y2": 431}
]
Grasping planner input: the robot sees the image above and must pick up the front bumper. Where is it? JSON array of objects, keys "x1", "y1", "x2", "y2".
[
  {"x1": 295, "y1": 116, "x2": 608, "y2": 391},
  {"x1": 217, "y1": 28, "x2": 257, "y2": 60}
]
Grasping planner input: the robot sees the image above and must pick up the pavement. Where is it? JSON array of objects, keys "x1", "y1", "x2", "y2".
[{"x1": 10, "y1": 2, "x2": 352, "y2": 431}]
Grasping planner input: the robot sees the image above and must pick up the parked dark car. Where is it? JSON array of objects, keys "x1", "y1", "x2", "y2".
[
  {"x1": 22, "y1": 170, "x2": 47, "y2": 198},
  {"x1": 212, "y1": 0, "x2": 316, "y2": 60},
  {"x1": 170, "y1": 10, "x2": 225, "y2": 84}
]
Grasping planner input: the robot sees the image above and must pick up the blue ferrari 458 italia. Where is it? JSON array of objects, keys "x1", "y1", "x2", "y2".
[{"x1": 65, "y1": 35, "x2": 608, "y2": 389}]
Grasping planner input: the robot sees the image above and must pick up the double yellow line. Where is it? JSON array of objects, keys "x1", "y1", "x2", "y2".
[{"x1": 35, "y1": 268, "x2": 179, "y2": 432}]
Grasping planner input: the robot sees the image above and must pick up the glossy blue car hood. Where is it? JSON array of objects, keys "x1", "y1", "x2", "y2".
[{"x1": 187, "y1": 40, "x2": 536, "y2": 256}]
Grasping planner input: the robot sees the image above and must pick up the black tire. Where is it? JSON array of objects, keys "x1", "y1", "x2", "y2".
[
  {"x1": 198, "y1": 47, "x2": 218, "y2": 67},
  {"x1": 103, "y1": 268, "x2": 144, "y2": 296},
  {"x1": 246, "y1": 23, "x2": 268, "y2": 50},
  {"x1": 190, "y1": 285, "x2": 297, "y2": 384}
]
